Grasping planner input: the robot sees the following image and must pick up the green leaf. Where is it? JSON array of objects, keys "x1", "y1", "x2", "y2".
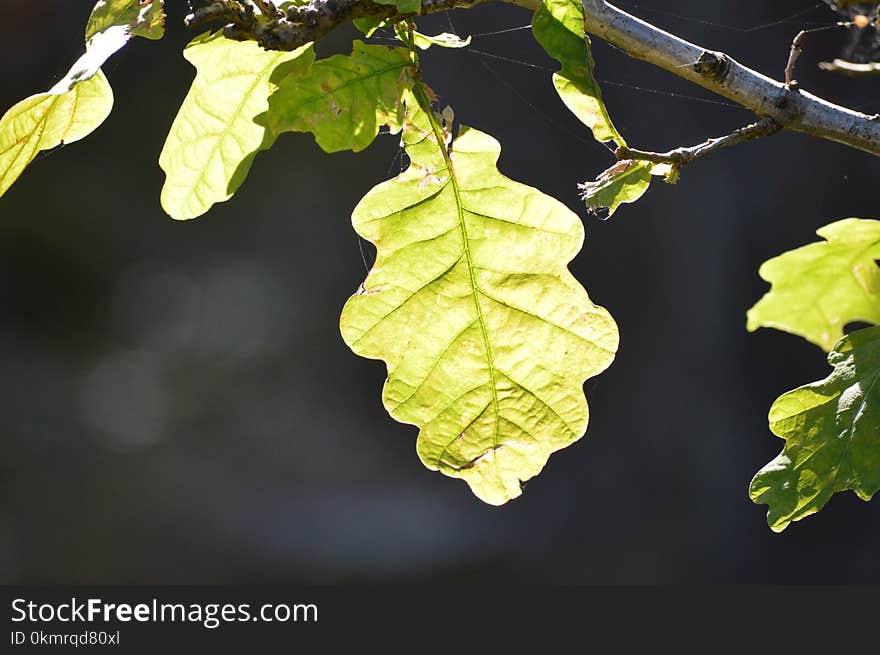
[
  {"x1": 579, "y1": 159, "x2": 672, "y2": 218},
  {"x1": 159, "y1": 32, "x2": 312, "y2": 220},
  {"x1": 0, "y1": 1, "x2": 164, "y2": 200},
  {"x1": 392, "y1": 23, "x2": 472, "y2": 49},
  {"x1": 86, "y1": 0, "x2": 166, "y2": 41},
  {"x1": 54, "y1": 0, "x2": 165, "y2": 93},
  {"x1": 532, "y1": 0, "x2": 623, "y2": 145},
  {"x1": 750, "y1": 325, "x2": 880, "y2": 531},
  {"x1": 374, "y1": 0, "x2": 421, "y2": 12},
  {"x1": 269, "y1": 41, "x2": 415, "y2": 153},
  {"x1": 532, "y1": 0, "x2": 668, "y2": 217},
  {"x1": 747, "y1": 218, "x2": 880, "y2": 351},
  {"x1": 339, "y1": 88, "x2": 619, "y2": 505},
  {"x1": 413, "y1": 32, "x2": 471, "y2": 49},
  {"x1": 353, "y1": 18, "x2": 388, "y2": 37},
  {"x1": 0, "y1": 72, "x2": 113, "y2": 198}
]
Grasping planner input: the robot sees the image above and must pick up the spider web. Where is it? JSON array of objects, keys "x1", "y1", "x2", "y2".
[
  {"x1": 353, "y1": 1, "x2": 876, "y2": 266},
  {"x1": 362, "y1": 1, "x2": 879, "y2": 165},
  {"x1": 365, "y1": 0, "x2": 876, "y2": 117}
]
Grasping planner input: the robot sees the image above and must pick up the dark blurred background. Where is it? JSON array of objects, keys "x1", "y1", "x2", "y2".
[{"x1": 0, "y1": 0, "x2": 878, "y2": 584}]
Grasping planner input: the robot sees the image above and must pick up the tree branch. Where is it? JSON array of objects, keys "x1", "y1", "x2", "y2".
[
  {"x1": 186, "y1": 0, "x2": 880, "y2": 158},
  {"x1": 186, "y1": 0, "x2": 538, "y2": 51},
  {"x1": 615, "y1": 117, "x2": 782, "y2": 168},
  {"x1": 581, "y1": 0, "x2": 880, "y2": 157}
]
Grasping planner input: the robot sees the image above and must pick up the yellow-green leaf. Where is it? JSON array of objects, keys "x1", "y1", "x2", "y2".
[
  {"x1": 340, "y1": 88, "x2": 619, "y2": 505},
  {"x1": 0, "y1": 1, "x2": 164, "y2": 199},
  {"x1": 86, "y1": 0, "x2": 166, "y2": 41},
  {"x1": 268, "y1": 41, "x2": 415, "y2": 153},
  {"x1": 579, "y1": 159, "x2": 671, "y2": 218},
  {"x1": 411, "y1": 31, "x2": 472, "y2": 50},
  {"x1": 747, "y1": 218, "x2": 880, "y2": 351},
  {"x1": 374, "y1": 0, "x2": 421, "y2": 12},
  {"x1": 532, "y1": 0, "x2": 623, "y2": 145},
  {"x1": 750, "y1": 325, "x2": 880, "y2": 531},
  {"x1": 392, "y1": 23, "x2": 472, "y2": 49},
  {"x1": 0, "y1": 72, "x2": 113, "y2": 197},
  {"x1": 159, "y1": 32, "x2": 312, "y2": 220},
  {"x1": 353, "y1": 18, "x2": 388, "y2": 37},
  {"x1": 54, "y1": 0, "x2": 166, "y2": 93}
]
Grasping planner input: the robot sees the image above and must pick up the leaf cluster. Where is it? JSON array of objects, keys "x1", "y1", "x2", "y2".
[{"x1": 2, "y1": 0, "x2": 878, "y2": 525}]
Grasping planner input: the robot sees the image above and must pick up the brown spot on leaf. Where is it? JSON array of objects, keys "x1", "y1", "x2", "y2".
[
  {"x1": 328, "y1": 99, "x2": 346, "y2": 116},
  {"x1": 422, "y1": 85, "x2": 439, "y2": 104}
]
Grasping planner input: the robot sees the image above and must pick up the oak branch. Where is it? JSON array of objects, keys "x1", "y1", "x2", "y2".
[{"x1": 188, "y1": 0, "x2": 880, "y2": 157}]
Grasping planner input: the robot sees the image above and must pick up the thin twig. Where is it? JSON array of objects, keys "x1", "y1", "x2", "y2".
[
  {"x1": 615, "y1": 117, "x2": 782, "y2": 168},
  {"x1": 784, "y1": 22, "x2": 853, "y2": 85},
  {"x1": 785, "y1": 30, "x2": 807, "y2": 86},
  {"x1": 819, "y1": 59, "x2": 880, "y2": 76}
]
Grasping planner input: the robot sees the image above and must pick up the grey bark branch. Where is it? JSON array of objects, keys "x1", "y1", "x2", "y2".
[
  {"x1": 581, "y1": 0, "x2": 880, "y2": 157},
  {"x1": 187, "y1": 0, "x2": 880, "y2": 158},
  {"x1": 615, "y1": 117, "x2": 782, "y2": 167}
]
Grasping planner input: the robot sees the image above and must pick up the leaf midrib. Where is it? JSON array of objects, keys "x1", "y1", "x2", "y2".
[
  {"x1": 417, "y1": 90, "x2": 501, "y2": 452},
  {"x1": 175, "y1": 50, "x2": 286, "y2": 211}
]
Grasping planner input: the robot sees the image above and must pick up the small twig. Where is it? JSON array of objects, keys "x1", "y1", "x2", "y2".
[
  {"x1": 785, "y1": 29, "x2": 807, "y2": 86},
  {"x1": 784, "y1": 21, "x2": 861, "y2": 86},
  {"x1": 819, "y1": 59, "x2": 880, "y2": 76},
  {"x1": 614, "y1": 117, "x2": 782, "y2": 169}
]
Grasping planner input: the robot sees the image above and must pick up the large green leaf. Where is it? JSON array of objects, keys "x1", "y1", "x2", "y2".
[
  {"x1": 159, "y1": 32, "x2": 312, "y2": 220},
  {"x1": 268, "y1": 41, "x2": 415, "y2": 153},
  {"x1": 747, "y1": 218, "x2": 880, "y2": 351},
  {"x1": 0, "y1": 72, "x2": 113, "y2": 197},
  {"x1": 340, "y1": 88, "x2": 619, "y2": 504},
  {"x1": 532, "y1": 0, "x2": 623, "y2": 145},
  {"x1": 750, "y1": 325, "x2": 880, "y2": 531},
  {"x1": 579, "y1": 159, "x2": 672, "y2": 219}
]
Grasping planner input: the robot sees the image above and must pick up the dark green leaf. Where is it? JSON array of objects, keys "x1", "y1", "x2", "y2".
[
  {"x1": 751, "y1": 325, "x2": 880, "y2": 531},
  {"x1": 269, "y1": 42, "x2": 415, "y2": 153}
]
